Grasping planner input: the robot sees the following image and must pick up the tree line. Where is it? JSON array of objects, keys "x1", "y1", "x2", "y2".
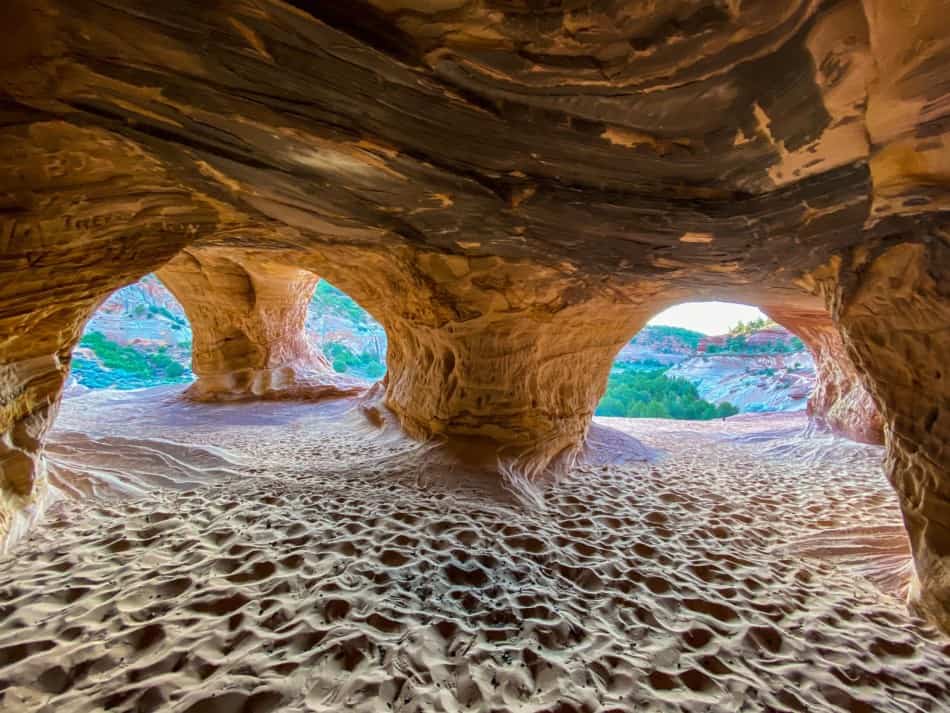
[{"x1": 596, "y1": 365, "x2": 739, "y2": 420}]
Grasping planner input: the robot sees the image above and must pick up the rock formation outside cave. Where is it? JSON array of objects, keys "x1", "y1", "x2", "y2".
[
  {"x1": 598, "y1": 305, "x2": 816, "y2": 421},
  {"x1": 1, "y1": 1, "x2": 950, "y2": 710}
]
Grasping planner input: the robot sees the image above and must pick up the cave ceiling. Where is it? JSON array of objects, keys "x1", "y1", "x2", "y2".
[{"x1": 1, "y1": 0, "x2": 948, "y2": 310}]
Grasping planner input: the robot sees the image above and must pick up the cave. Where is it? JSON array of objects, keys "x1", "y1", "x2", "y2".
[{"x1": 1, "y1": 0, "x2": 949, "y2": 710}]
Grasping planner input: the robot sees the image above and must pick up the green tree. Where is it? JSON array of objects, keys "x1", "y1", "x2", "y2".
[
  {"x1": 595, "y1": 364, "x2": 739, "y2": 421},
  {"x1": 598, "y1": 397, "x2": 626, "y2": 417}
]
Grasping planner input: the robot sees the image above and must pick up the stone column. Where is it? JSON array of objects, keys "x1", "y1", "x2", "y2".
[
  {"x1": 314, "y1": 249, "x2": 652, "y2": 478},
  {"x1": 157, "y1": 248, "x2": 364, "y2": 401}
]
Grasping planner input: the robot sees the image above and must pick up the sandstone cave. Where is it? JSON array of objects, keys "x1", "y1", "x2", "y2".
[{"x1": 1, "y1": 1, "x2": 949, "y2": 711}]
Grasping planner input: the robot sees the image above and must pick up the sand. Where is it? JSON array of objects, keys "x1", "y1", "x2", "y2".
[{"x1": 0, "y1": 387, "x2": 947, "y2": 712}]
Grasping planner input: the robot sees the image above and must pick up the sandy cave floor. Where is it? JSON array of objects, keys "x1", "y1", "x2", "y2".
[{"x1": 1, "y1": 387, "x2": 948, "y2": 712}]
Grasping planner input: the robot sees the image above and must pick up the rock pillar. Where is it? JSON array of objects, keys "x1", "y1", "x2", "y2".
[
  {"x1": 157, "y1": 249, "x2": 363, "y2": 401},
  {"x1": 317, "y1": 250, "x2": 651, "y2": 477}
]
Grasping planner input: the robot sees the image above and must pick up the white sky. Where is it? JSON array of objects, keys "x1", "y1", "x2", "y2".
[{"x1": 647, "y1": 302, "x2": 767, "y2": 335}]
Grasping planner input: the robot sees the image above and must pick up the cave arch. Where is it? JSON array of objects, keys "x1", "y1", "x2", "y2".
[
  {"x1": 594, "y1": 299, "x2": 884, "y2": 442},
  {"x1": 63, "y1": 256, "x2": 389, "y2": 404},
  {"x1": 71, "y1": 274, "x2": 193, "y2": 391},
  {"x1": 0, "y1": 0, "x2": 947, "y2": 634},
  {"x1": 307, "y1": 279, "x2": 387, "y2": 383},
  {"x1": 597, "y1": 303, "x2": 816, "y2": 421}
]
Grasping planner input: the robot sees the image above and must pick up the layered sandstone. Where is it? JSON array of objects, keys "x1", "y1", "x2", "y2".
[{"x1": 0, "y1": 0, "x2": 948, "y2": 629}]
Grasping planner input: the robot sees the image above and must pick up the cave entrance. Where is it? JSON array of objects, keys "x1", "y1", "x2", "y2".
[
  {"x1": 307, "y1": 279, "x2": 387, "y2": 382},
  {"x1": 594, "y1": 299, "x2": 910, "y2": 602},
  {"x1": 596, "y1": 301, "x2": 812, "y2": 420},
  {"x1": 70, "y1": 274, "x2": 193, "y2": 393}
]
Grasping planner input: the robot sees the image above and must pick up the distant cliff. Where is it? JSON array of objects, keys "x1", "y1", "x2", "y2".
[{"x1": 606, "y1": 323, "x2": 815, "y2": 415}]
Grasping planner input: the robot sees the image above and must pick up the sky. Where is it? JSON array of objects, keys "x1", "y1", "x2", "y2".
[{"x1": 647, "y1": 301, "x2": 767, "y2": 335}]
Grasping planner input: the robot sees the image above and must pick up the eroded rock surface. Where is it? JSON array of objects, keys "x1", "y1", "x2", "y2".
[
  {"x1": 811, "y1": 241, "x2": 950, "y2": 634},
  {"x1": 0, "y1": 0, "x2": 948, "y2": 628},
  {"x1": 765, "y1": 306, "x2": 883, "y2": 444}
]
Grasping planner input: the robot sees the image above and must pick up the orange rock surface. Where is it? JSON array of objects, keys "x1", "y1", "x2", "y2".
[{"x1": 0, "y1": 0, "x2": 948, "y2": 631}]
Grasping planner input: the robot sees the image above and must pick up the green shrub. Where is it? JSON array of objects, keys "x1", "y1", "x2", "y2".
[
  {"x1": 324, "y1": 341, "x2": 385, "y2": 379},
  {"x1": 729, "y1": 317, "x2": 773, "y2": 336},
  {"x1": 147, "y1": 304, "x2": 188, "y2": 326},
  {"x1": 596, "y1": 365, "x2": 739, "y2": 420},
  {"x1": 76, "y1": 331, "x2": 191, "y2": 387},
  {"x1": 706, "y1": 333, "x2": 806, "y2": 355}
]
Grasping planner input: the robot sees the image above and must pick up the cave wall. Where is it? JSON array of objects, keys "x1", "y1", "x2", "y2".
[
  {"x1": 804, "y1": 239, "x2": 950, "y2": 632},
  {"x1": 802, "y1": 324, "x2": 884, "y2": 445},
  {"x1": 765, "y1": 306, "x2": 883, "y2": 444},
  {"x1": 0, "y1": 122, "x2": 232, "y2": 549},
  {"x1": 847, "y1": 0, "x2": 950, "y2": 629},
  {"x1": 0, "y1": 0, "x2": 949, "y2": 630},
  {"x1": 293, "y1": 244, "x2": 666, "y2": 475}
]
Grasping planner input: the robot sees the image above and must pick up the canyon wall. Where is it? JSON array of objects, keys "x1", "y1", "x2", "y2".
[{"x1": 1, "y1": 0, "x2": 948, "y2": 630}]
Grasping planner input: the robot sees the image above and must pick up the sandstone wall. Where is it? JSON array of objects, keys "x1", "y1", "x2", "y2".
[
  {"x1": 0, "y1": 123, "x2": 234, "y2": 550},
  {"x1": 765, "y1": 307, "x2": 883, "y2": 444},
  {"x1": 803, "y1": 240, "x2": 950, "y2": 633}
]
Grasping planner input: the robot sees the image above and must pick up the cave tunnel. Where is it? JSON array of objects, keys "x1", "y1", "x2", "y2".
[{"x1": 1, "y1": 0, "x2": 949, "y2": 710}]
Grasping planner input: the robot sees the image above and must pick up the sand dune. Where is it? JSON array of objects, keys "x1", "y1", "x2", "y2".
[{"x1": 0, "y1": 390, "x2": 947, "y2": 712}]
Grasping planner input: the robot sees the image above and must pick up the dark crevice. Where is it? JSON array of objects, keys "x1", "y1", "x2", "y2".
[{"x1": 281, "y1": 0, "x2": 422, "y2": 67}]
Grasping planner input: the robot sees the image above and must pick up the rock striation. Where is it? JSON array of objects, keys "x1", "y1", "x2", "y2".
[{"x1": 0, "y1": 0, "x2": 948, "y2": 629}]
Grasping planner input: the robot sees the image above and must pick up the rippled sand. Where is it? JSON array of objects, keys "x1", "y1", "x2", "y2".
[{"x1": 0, "y1": 388, "x2": 947, "y2": 712}]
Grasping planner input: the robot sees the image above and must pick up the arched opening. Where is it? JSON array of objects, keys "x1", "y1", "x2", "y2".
[
  {"x1": 595, "y1": 299, "x2": 909, "y2": 600},
  {"x1": 69, "y1": 274, "x2": 193, "y2": 393},
  {"x1": 597, "y1": 301, "x2": 813, "y2": 420},
  {"x1": 41, "y1": 259, "x2": 392, "y2": 525},
  {"x1": 67, "y1": 274, "x2": 388, "y2": 395},
  {"x1": 307, "y1": 279, "x2": 387, "y2": 382}
]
